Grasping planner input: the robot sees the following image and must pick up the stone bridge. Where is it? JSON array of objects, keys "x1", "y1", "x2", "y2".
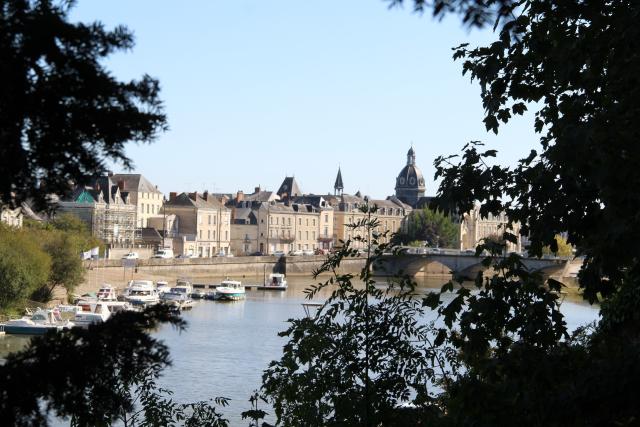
[{"x1": 373, "y1": 249, "x2": 569, "y2": 279}]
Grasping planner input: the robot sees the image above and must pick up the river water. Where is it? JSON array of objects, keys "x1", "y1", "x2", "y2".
[{"x1": 1, "y1": 275, "x2": 599, "y2": 426}]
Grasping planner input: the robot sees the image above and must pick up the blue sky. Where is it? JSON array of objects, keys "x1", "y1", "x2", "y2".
[{"x1": 70, "y1": 1, "x2": 538, "y2": 199}]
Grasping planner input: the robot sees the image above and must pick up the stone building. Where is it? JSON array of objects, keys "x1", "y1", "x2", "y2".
[
  {"x1": 459, "y1": 203, "x2": 521, "y2": 253},
  {"x1": 163, "y1": 191, "x2": 231, "y2": 257},
  {"x1": 57, "y1": 175, "x2": 137, "y2": 245},
  {"x1": 394, "y1": 146, "x2": 426, "y2": 208},
  {"x1": 110, "y1": 173, "x2": 164, "y2": 228},
  {"x1": 229, "y1": 208, "x2": 259, "y2": 255},
  {"x1": 325, "y1": 193, "x2": 411, "y2": 249}
]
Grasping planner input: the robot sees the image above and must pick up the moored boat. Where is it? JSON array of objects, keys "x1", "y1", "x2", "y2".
[
  {"x1": 256, "y1": 273, "x2": 288, "y2": 291},
  {"x1": 215, "y1": 280, "x2": 245, "y2": 301},
  {"x1": 96, "y1": 284, "x2": 118, "y2": 301},
  {"x1": 2, "y1": 308, "x2": 74, "y2": 335},
  {"x1": 74, "y1": 302, "x2": 111, "y2": 328},
  {"x1": 124, "y1": 280, "x2": 160, "y2": 306}
]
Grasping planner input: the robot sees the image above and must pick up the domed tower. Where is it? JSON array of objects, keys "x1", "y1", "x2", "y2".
[{"x1": 395, "y1": 146, "x2": 426, "y2": 207}]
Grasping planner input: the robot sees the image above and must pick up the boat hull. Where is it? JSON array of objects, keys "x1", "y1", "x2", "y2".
[
  {"x1": 3, "y1": 325, "x2": 62, "y2": 335},
  {"x1": 255, "y1": 285, "x2": 287, "y2": 291},
  {"x1": 215, "y1": 292, "x2": 245, "y2": 301}
]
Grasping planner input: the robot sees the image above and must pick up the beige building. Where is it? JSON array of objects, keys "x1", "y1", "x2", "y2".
[
  {"x1": 111, "y1": 174, "x2": 163, "y2": 228},
  {"x1": 0, "y1": 206, "x2": 23, "y2": 228},
  {"x1": 459, "y1": 204, "x2": 521, "y2": 252},
  {"x1": 57, "y1": 175, "x2": 137, "y2": 245},
  {"x1": 229, "y1": 208, "x2": 259, "y2": 255},
  {"x1": 163, "y1": 191, "x2": 231, "y2": 257},
  {"x1": 326, "y1": 194, "x2": 411, "y2": 249}
]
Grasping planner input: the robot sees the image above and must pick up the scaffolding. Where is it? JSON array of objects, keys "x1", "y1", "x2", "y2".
[{"x1": 91, "y1": 204, "x2": 137, "y2": 247}]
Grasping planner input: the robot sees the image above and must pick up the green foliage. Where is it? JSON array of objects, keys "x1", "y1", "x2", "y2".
[
  {"x1": 397, "y1": 208, "x2": 459, "y2": 248},
  {"x1": 542, "y1": 235, "x2": 573, "y2": 257},
  {"x1": 0, "y1": 225, "x2": 50, "y2": 309},
  {"x1": 0, "y1": 0, "x2": 167, "y2": 209},
  {"x1": 0, "y1": 305, "x2": 229, "y2": 427},
  {"x1": 262, "y1": 205, "x2": 451, "y2": 426}
]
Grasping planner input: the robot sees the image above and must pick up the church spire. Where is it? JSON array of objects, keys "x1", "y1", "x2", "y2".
[
  {"x1": 407, "y1": 145, "x2": 416, "y2": 166},
  {"x1": 334, "y1": 167, "x2": 344, "y2": 195}
]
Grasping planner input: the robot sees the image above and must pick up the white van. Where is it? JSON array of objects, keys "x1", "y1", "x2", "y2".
[{"x1": 152, "y1": 248, "x2": 174, "y2": 259}]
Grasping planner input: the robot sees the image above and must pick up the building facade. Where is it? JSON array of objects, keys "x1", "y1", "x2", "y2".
[
  {"x1": 57, "y1": 175, "x2": 137, "y2": 245},
  {"x1": 110, "y1": 174, "x2": 164, "y2": 228},
  {"x1": 163, "y1": 191, "x2": 231, "y2": 257},
  {"x1": 459, "y1": 204, "x2": 522, "y2": 253}
]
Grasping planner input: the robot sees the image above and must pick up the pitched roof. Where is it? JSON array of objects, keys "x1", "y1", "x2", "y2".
[
  {"x1": 165, "y1": 192, "x2": 227, "y2": 210},
  {"x1": 334, "y1": 168, "x2": 344, "y2": 191},
  {"x1": 277, "y1": 177, "x2": 302, "y2": 198},
  {"x1": 111, "y1": 174, "x2": 162, "y2": 194}
]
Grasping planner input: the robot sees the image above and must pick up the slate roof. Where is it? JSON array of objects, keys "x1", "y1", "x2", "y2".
[
  {"x1": 111, "y1": 174, "x2": 162, "y2": 194},
  {"x1": 165, "y1": 192, "x2": 228, "y2": 210},
  {"x1": 277, "y1": 177, "x2": 302, "y2": 198}
]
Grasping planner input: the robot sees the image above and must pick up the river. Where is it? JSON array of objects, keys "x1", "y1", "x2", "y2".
[{"x1": 1, "y1": 275, "x2": 599, "y2": 426}]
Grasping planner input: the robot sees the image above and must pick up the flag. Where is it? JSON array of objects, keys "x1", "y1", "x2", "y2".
[{"x1": 90, "y1": 247, "x2": 100, "y2": 259}]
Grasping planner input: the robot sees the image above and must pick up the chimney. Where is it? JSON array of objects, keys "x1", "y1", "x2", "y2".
[
  {"x1": 203, "y1": 190, "x2": 209, "y2": 201},
  {"x1": 169, "y1": 192, "x2": 177, "y2": 201},
  {"x1": 189, "y1": 191, "x2": 198, "y2": 201},
  {"x1": 254, "y1": 186, "x2": 261, "y2": 194},
  {"x1": 236, "y1": 191, "x2": 244, "y2": 202}
]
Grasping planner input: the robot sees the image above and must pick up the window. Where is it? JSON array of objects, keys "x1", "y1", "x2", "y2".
[
  {"x1": 306, "y1": 218, "x2": 309, "y2": 226},
  {"x1": 298, "y1": 231, "x2": 301, "y2": 240},
  {"x1": 213, "y1": 230, "x2": 216, "y2": 239},
  {"x1": 288, "y1": 230, "x2": 291, "y2": 237},
  {"x1": 324, "y1": 227, "x2": 328, "y2": 237},
  {"x1": 146, "y1": 205, "x2": 150, "y2": 214},
  {"x1": 312, "y1": 231, "x2": 316, "y2": 239},
  {"x1": 325, "y1": 214, "x2": 328, "y2": 222},
  {"x1": 225, "y1": 231, "x2": 228, "y2": 240},
  {"x1": 140, "y1": 204, "x2": 144, "y2": 213},
  {"x1": 199, "y1": 230, "x2": 202, "y2": 239},
  {"x1": 288, "y1": 218, "x2": 291, "y2": 226},
  {"x1": 313, "y1": 219, "x2": 316, "y2": 226},
  {"x1": 208, "y1": 215, "x2": 211, "y2": 225},
  {"x1": 214, "y1": 216, "x2": 217, "y2": 225},
  {"x1": 299, "y1": 218, "x2": 302, "y2": 225},
  {"x1": 270, "y1": 217, "x2": 273, "y2": 225},
  {"x1": 207, "y1": 230, "x2": 210, "y2": 239},
  {"x1": 306, "y1": 231, "x2": 309, "y2": 240}
]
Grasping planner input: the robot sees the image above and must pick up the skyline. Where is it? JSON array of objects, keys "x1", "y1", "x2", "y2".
[{"x1": 70, "y1": 1, "x2": 539, "y2": 199}]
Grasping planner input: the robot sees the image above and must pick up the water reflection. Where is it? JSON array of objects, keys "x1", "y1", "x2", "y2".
[{"x1": 0, "y1": 275, "x2": 599, "y2": 426}]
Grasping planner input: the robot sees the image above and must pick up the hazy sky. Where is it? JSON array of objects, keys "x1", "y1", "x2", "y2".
[{"x1": 70, "y1": 1, "x2": 538, "y2": 199}]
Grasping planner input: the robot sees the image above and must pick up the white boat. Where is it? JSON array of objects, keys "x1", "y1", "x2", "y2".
[
  {"x1": 124, "y1": 280, "x2": 160, "y2": 306},
  {"x1": 256, "y1": 273, "x2": 288, "y2": 291},
  {"x1": 2, "y1": 308, "x2": 74, "y2": 335},
  {"x1": 160, "y1": 281, "x2": 194, "y2": 310},
  {"x1": 74, "y1": 302, "x2": 111, "y2": 328},
  {"x1": 96, "y1": 284, "x2": 118, "y2": 301},
  {"x1": 215, "y1": 280, "x2": 245, "y2": 301},
  {"x1": 156, "y1": 281, "x2": 171, "y2": 295}
]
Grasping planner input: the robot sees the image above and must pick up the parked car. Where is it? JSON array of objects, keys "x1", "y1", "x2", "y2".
[
  {"x1": 152, "y1": 249, "x2": 174, "y2": 259},
  {"x1": 302, "y1": 249, "x2": 315, "y2": 256},
  {"x1": 175, "y1": 253, "x2": 195, "y2": 259},
  {"x1": 273, "y1": 251, "x2": 286, "y2": 257},
  {"x1": 289, "y1": 249, "x2": 303, "y2": 256},
  {"x1": 249, "y1": 251, "x2": 265, "y2": 256},
  {"x1": 122, "y1": 252, "x2": 139, "y2": 260}
]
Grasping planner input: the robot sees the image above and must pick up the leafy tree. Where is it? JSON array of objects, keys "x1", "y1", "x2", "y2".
[
  {"x1": 262, "y1": 206, "x2": 449, "y2": 426},
  {"x1": 0, "y1": 306, "x2": 229, "y2": 427},
  {"x1": 262, "y1": 1, "x2": 640, "y2": 424},
  {"x1": 542, "y1": 235, "x2": 573, "y2": 257},
  {"x1": 0, "y1": 225, "x2": 50, "y2": 310},
  {"x1": 397, "y1": 207, "x2": 459, "y2": 248},
  {"x1": 0, "y1": 0, "x2": 167, "y2": 208}
]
